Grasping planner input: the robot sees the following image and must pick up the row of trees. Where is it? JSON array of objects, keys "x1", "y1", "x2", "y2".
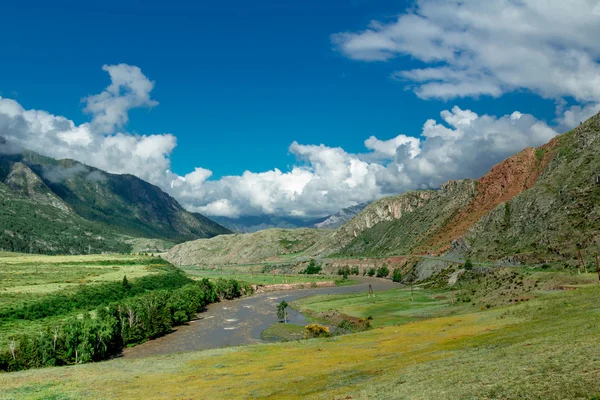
[
  {"x1": 0, "y1": 278, "x2": 250, "y2": 372},
  {"x1": 338, "y1": 265, "x2": 403, "y2": 281},
  {"x1": 363, "y1": 266, "x2": 390, "y2": 278}
]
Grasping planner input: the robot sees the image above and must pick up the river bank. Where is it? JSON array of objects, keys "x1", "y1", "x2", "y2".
[{"x1": 122, "y1": 277, "x2": 399, "y2": 358}]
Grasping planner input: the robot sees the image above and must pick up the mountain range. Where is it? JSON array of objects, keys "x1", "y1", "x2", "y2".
[
  {"x1": 167, "y1": 112, "x2": 600, "y2": 267},
  {"x1": 0, "y1": 139, "x2": 230, "y2": 254},
  {"x1": 211, "y1": 203, "x2": 368, "y2": 233}
]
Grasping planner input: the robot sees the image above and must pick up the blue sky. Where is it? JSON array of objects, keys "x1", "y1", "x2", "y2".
[
  {"x1": 1, "y1": 0, "x2": 599, "y2": 218},
  {"x1": 0, "y1": 0, "x2": 557, "y2": 178}
]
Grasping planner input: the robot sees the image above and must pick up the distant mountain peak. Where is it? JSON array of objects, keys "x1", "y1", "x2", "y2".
[{"x1": 311, "y1": 203, "x2": 369, "y2": 229}]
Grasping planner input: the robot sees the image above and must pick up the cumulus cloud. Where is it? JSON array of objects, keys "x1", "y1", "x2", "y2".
[
  {"x1": 169, "y1": 107, "x2": 559, "y2": 218},
  {"x1": 0, "y1": 64, "x2": 563, "y2": 219},
  {"x1": 333, "y1": 0, "x2": 600, "y2": 110},
  {"x1": 0, "y1": 64, "x2": 176, "y2": 186},
  {"x1": 83, "y1": 64, "x2": 158, "y2": 134}
]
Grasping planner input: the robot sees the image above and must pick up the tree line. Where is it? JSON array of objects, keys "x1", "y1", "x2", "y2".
[{"x1": 0, "y1": 276, "x2": 251, "y2": 372}]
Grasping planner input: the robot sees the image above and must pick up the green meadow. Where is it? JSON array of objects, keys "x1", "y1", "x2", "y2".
[{"x1": 1, "y1": 283, "x2": 599, "y2": 399}]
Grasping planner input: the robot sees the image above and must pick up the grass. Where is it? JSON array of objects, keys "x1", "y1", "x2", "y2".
[
  {"x1": 2, "y1": 284, "x2": 599, "y2": 399},
  {"x1": 0, "y1": 253, "x2": 158, "y2": 300},
  {"x1": 261, "y1": 323, "x2": 306, "y2": 341},
  {"x1": 293, "y1": 288, "x2": 452, "y2": 327}
]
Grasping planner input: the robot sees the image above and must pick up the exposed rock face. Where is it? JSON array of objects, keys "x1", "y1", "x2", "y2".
[
  {"x1": 306, "y1": 179, "x2": 477, "y2": 257},
  {"x1": 4, "y1": 162, "x2": 72, "y2": 213},
  {"x1": 417, "y1": 145, "x2": 554, "y2": 254}
]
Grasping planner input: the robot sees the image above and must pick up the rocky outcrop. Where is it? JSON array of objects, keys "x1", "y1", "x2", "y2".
[
  {"x1": 417, "y1": 144, "x2": 555, "y2": 254},
  {"x1": 4, "y1": 162, "x2": 72, "y2": 213},
  {"x1": 306, "y1": 179, "x2": 477, "y2": 257}
]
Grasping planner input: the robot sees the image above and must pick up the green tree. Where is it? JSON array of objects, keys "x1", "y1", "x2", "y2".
[
  {"x1": 304, "y1": 260, "x2": 322, "y2": 275},
  {"x1": 464, "y1": 259, "x2": 474, "y2": 270},
  {"x1": 376, "y1": 266, "x2": 390, "y2": 278},
  {"x1": 392, "y1": 269, "x2": 402, "y2": 283},
  {"x1": 277, "y1": 300, "x2": 289, "y2": 323},
  {"x1": 122, "y1": 275, "x2": 131, "y2": 290}
]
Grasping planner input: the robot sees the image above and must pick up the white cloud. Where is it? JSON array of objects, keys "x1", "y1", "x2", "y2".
[
  {"x1": 557, "y1": 102, "x2": 600, "y2": 131},
  {"x1": 364, "y1": 134, "x2": 420, "y2": 157},
  {"x1": 0, "y1": 65, "x2": 562, "y2": 219},
  {"x1": 0, "y1": 65, "x2": 175, "y2": 186},
  {"x1": 333, "y1": 0, "x2": 600, "y2": 105},
  {"x1": 84, "y1": 64, "x2": 158, "y2": 134}
]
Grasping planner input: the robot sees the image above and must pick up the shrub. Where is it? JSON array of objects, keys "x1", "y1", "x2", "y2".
[
  {"x1": 392, "y1": 269, "x2": 402, "y2": 282},
  {"x1": 464, "y1": 259, "x2": 474, "y2": 270},
  {"x1": 350, "y1": 266, "x2": 360, "y2": 275},
  {"x1": 303, "y1": 259, "x2": 322, "y2": 275},
  {"x1": 376, "y1": 266, "x2": 390, "y2": 278},
  {"x1": 277, "y1": 300, "x2": 288, "y2": 322},
  {"x1": 304, "y1": 324, "x2": 330, "y2": 338},
  {"x1": 367, "y1": 267, "x2": 375, "y2": 277}
]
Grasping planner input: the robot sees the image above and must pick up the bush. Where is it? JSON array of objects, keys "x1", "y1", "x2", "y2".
[
  {"x1": 214, "y1": 278, "x2": 242, "y2": 300},
  {"x1": 464, "y1": 259, "x2": 474, "y2": 270},
  {"x1": 350, "y1": 266, "x2": 360, "y2": 275},
  {"x1": 304, "y1": 324, "x2": 330, "y2": 338},
  {"x1": 367, "y1": 267, "x2": 375, "y2": 277},
  {"x1": 376, "y1": 266, "x2": 390, "y2": 278},
  {"x1": 303, "y1": 259, "x2": 322, "y2": 275},
  {"x1": 392, "y1": 269, "x2": 402, "y2": 282}
]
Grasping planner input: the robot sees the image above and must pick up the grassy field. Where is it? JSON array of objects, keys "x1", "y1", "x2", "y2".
[
  {"x1": 0, "y1": 253, "x2": 174, "y2": 347},
  {"x1": 180, "y1": 265, "x2": 338, "y2": 286},
  {"x1": 0, "y1": 253, "x2": 159, "y2": 306},
  {"x1": 293, "y1": 288, "x2": 452, "y2": 328},
  {"x1": 261, "y1": 323, "x2": 306, "y2": 341},
  {"x1": 1, "y1": 284, "x2": 599, "y2": 399}
]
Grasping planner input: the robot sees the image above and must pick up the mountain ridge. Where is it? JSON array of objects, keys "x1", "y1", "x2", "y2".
[
  {"x1": 166, "y1": 112, "x2": 600, "y2": 267},
  {"x1": 0, "y1": 141, "x2": 231, "y2": 254}
]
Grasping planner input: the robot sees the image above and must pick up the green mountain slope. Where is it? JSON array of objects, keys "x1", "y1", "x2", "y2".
[
  {"x1": 0, "y1": 150, "x2": 230, "y2": 243},
  {"x1": 0, "y1": 179, "x2": 130, "y2": 254}
]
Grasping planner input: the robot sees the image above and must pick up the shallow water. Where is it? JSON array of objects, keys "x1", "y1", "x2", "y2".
[{"x1": 122, "y1": 277, "x2": 399, "y2": 358}]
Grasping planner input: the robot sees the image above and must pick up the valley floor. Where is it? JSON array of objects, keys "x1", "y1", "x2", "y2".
[{"x1": 1, "y1": 283, "x2": 599, "y2": 399}]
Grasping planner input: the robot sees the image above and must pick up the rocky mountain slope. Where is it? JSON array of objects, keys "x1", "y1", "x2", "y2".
[
  {"x1": 464, "y1": 114, "x2": 600, "y2": 263},
  {"x1": 311, "y1": 113, "x2": 600, "y2": 264},
  {"x1": 165, "y1": 228, "x2": 330, "y2": 266},
  {"x1": 304, "y1": 180, "x2": 476, "y2": 258},
  {"x1": 176, "y1": 113, "x2": 600, "y2": 268},
  {"x1": 310, "y1": 203, "x2": 368, "y2": 229}
]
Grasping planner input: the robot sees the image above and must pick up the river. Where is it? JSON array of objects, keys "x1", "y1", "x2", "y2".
[{"x1": 122, "y1": 277, "x2": 400, "y2": 358}]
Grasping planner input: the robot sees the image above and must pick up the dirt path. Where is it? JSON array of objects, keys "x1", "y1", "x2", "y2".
[{"x1": 122, "y1": 277, "x2": 399, "y2": 359}]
